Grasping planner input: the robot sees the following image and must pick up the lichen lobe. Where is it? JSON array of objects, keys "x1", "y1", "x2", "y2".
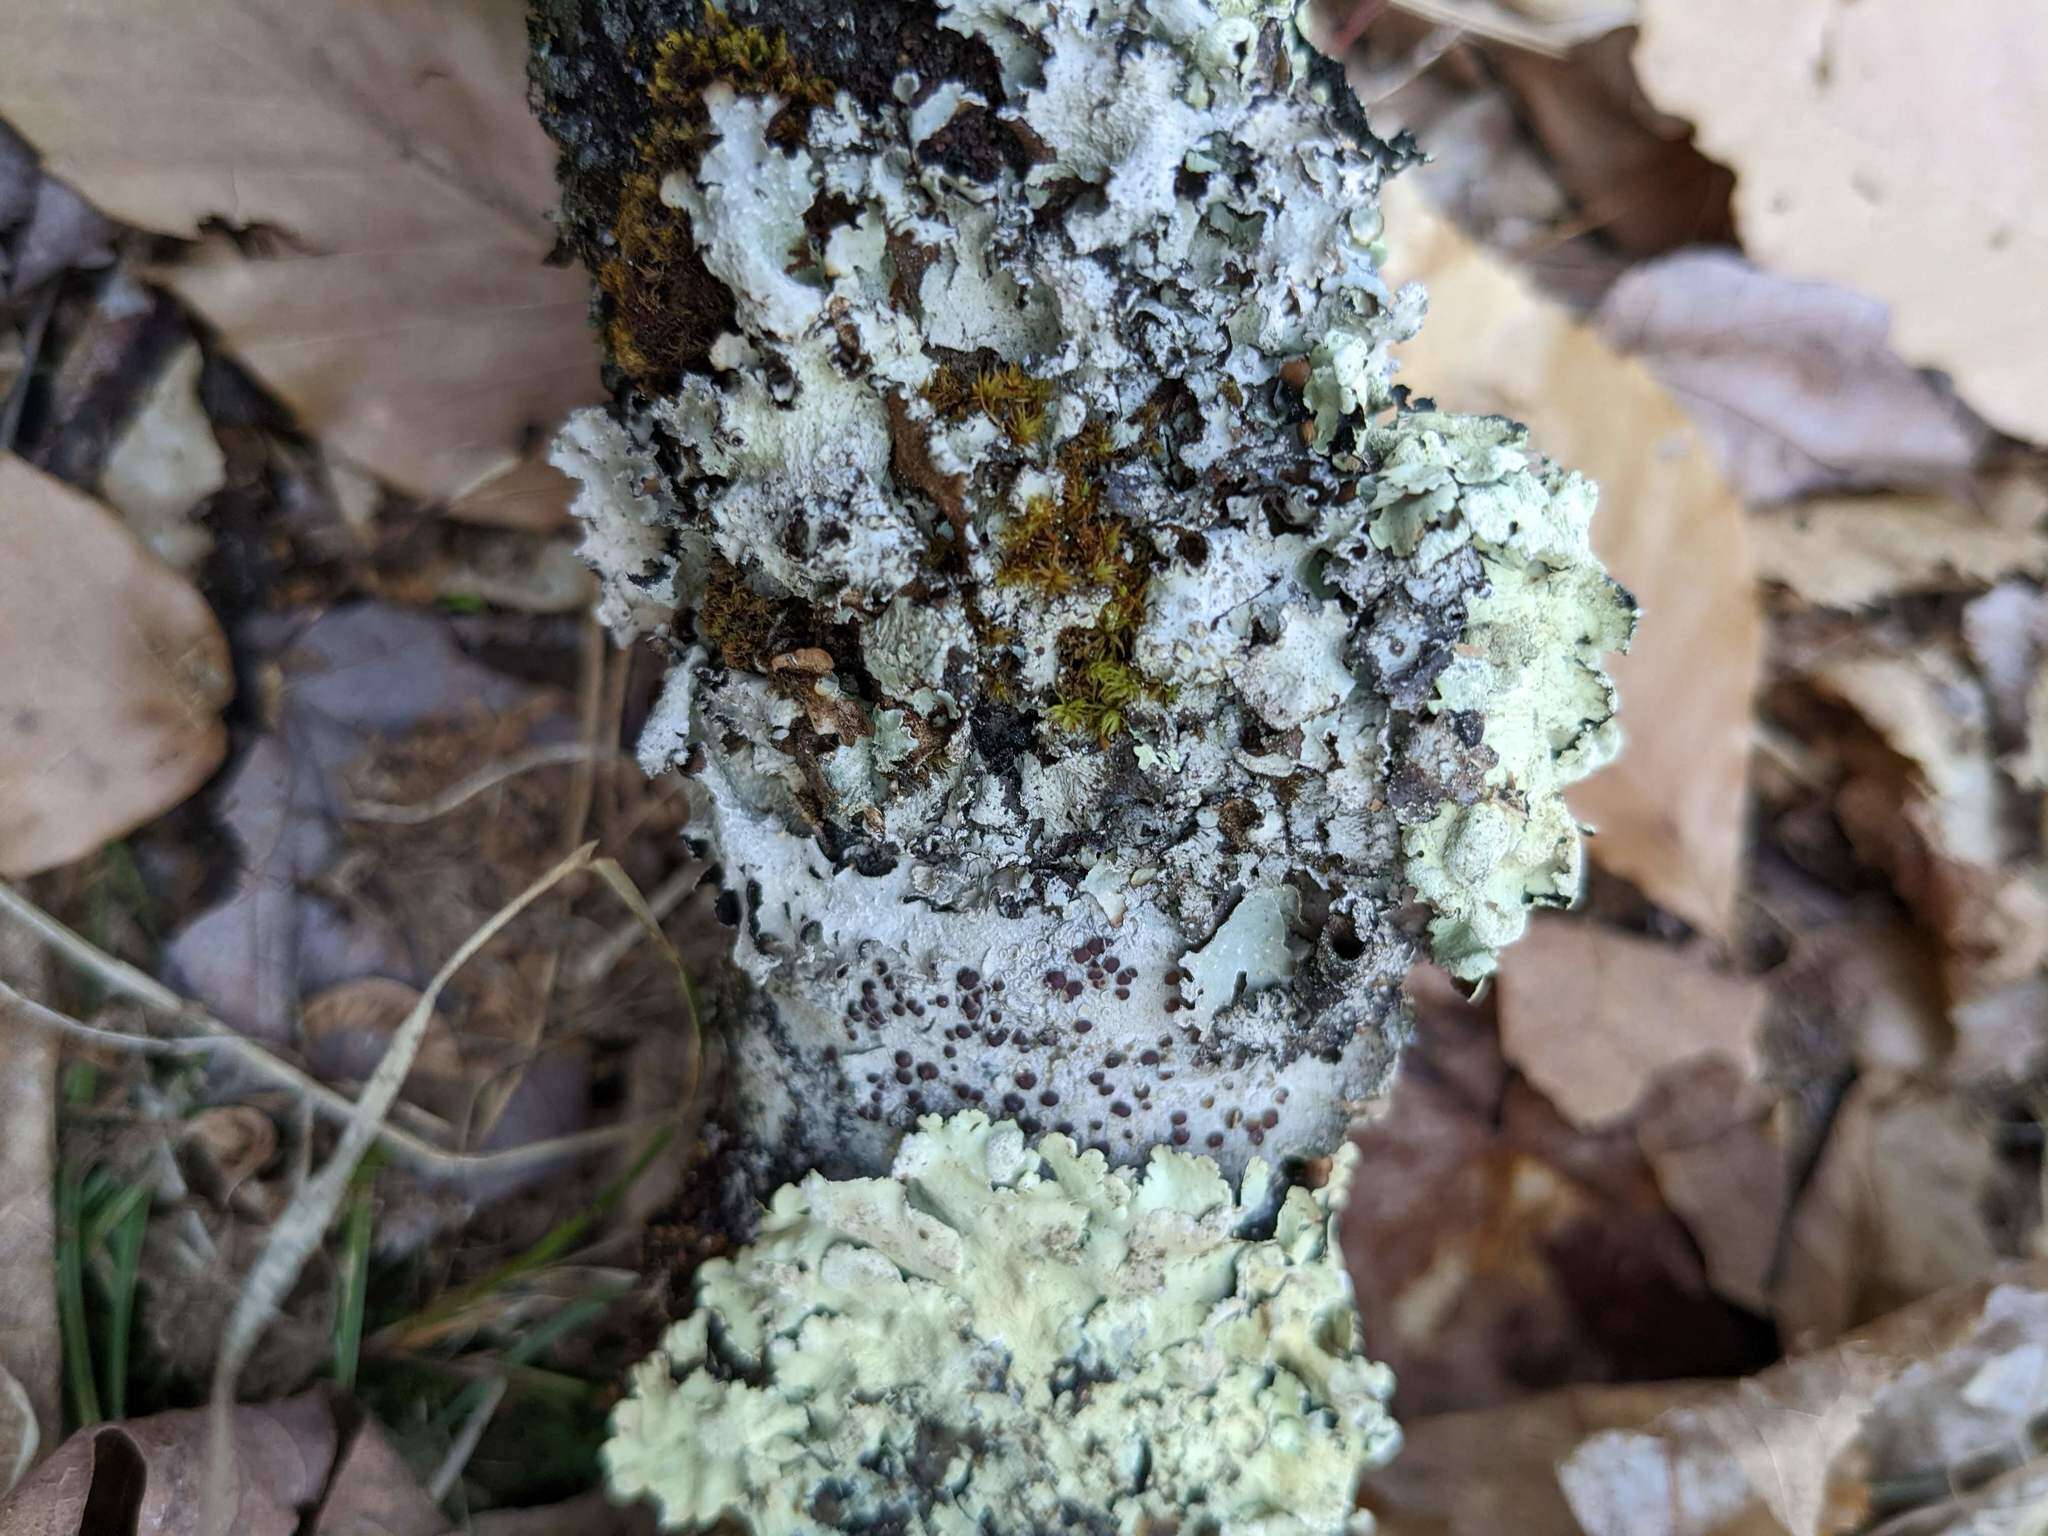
[
  {"x1": 605, "y1": 1111, "x2": 1398, "y2": 1536},
  {"x1": 549, "y1": 0, "x2": 1634, "y2": 1183}
]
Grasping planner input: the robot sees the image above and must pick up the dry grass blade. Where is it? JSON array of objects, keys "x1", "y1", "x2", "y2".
[
  {"x1": 589, "y1": 855, "x2": 704, "y2": 1105},
  {"x1": 346, "y1": 741, "x2": 627, "y2": 826},
  {"x1": 429, "y1": 1374, "x2": 509, "y2": 1503},
  {"x1": 573, "y1": 863, "x2": 703, "y2": 989},
  {"x1": 0, "y1": 884, "x2": 666, "y2": 1179},
  {"x1": 203, "y1": 841, "x2": 603, "y2": 1530}
]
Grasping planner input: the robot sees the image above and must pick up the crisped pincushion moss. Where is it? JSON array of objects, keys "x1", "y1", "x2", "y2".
[{"x1": 605, "y1": 1112, "x2": 1396, "y2": 1536}]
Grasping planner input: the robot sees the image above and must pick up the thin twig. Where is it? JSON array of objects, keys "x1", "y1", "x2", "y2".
[
  {"x1": 345, "y1": 742, "x2": 627, "y2": 826},
  {"x1": 0, "y1": 883, "x2": 668, "y2": 1179}
]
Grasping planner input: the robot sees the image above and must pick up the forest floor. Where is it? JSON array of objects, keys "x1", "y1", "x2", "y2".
[{"x1": 1, "y1": 2, "x2": 2046, "y2": 1532}]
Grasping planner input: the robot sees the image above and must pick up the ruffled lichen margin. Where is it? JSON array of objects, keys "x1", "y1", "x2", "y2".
[
  {"x1": 528, "y1": 0, "x2": 1634, "y2": 1529},
  {"x1": 608, "y1": 1112, "x2": 1395, "y2": 1536}
]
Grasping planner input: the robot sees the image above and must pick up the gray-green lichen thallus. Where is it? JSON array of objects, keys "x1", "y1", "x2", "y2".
[
  {"x1": 544, "y1": 0, "x2": 1632, "y2": 1190},
  {"x1": 608, "y1": 1111, "x2": 1395, "y2": 1536},
  {"x1": 533, "y1": 0, "x2": 1636, "y2": 1526}
]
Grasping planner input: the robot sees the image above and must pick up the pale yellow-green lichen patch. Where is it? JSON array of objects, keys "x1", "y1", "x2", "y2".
[{"x1": 604, "y1": 1112, "x2": 1397, "y2": 1536}]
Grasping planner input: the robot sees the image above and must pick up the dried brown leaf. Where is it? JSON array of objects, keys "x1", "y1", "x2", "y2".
[
  {"x1": 0, "y1": 453, "x2": 232, "y2": 876},
  {"x1": 1634, "y1": 1057, "x2": 1785, "y2": 1313},
  {"x1": 1635, "y1": 0, "x2": 2048, "y2": 443},
  {"x1": 0, "y1": 1, "x2": 601, "y2": 508},
  {"x1": 1597, "y1": 253, "x2": 1987, "y2": 505},
  {"x1": 1775, "y1": 1076, "x2": 2002, "y2": 1352},
  {"x1": 1751, "y1": 494, "x2": 2048, "y2": 612},
  {"x1": 0, "y1": 928, "x2": 57, "y2": 1486},
  {"x1": 1374, "y1": 1265, "x2": 2048, "y2": 1536},
  {"x1": 1490, "y1": 29, "x2": 1735, "y2": 257},
  {"x1": 1384, "y1": 178, "x2": 1762, "y2": 933},
  {"x1": 1496, "y1": 915, "x2": 1766, "y2": 1127},
  {"x1": 308, "y1": 1415, "x2": 442, "y2": 1536},
  {"x1": 1349, "y1": 967, "x2": 1769, "y2": 1415},
  {"x1": 0, "y1": 1392, "x2": 338, "y2": 1536}
]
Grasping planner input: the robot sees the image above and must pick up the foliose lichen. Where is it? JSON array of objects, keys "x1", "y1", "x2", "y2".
[
  {"x1": 547, "y1": 0, "x2": 1634, "y2": 1179},
  {"x1": 605, "y1": 1111, "x2": 1397, "y2": 1536}
]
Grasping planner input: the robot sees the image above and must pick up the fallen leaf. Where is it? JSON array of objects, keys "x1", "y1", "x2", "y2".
[
  {"x1": 99, "y1": 339, "x2": 224, "y2": 576},
  {"x1": 1597, "y1": 252, "x2": 1987, "y2": 506},
  {"x1": 1496, "y1": 915, "x2": 1766, "y2": 1127},
  {"x1": 0, "y1": 1391, "x2": 338, "y2": 1536},
  {"x1": 309, "y1": 1414, "x2": 442, "y2": 1536},
  {"x1": 1803, "y1": 644, "x2": 2048, "y2": 1004},
  {"x1": 1634, "y1": 0, "x2": 2048, "y2": 443},
  {"x1": 1488, "y1": 30, "x2": 1735, "y2": 257},
  {"x1": 1361, "y1": 1380, "x2": 1722, "y2": 1536},
  {"x1": 1633, "y1": 1058, "x2": 1784, "y2": 1314},
  {"x1": 1348, "y1": 966, "x2": 1770, "y2": 1415},
  {"x1": 1372, "y1": 1265, "x2": 2048, "y2": 1536},
  {"x1": 1751, "y1": 493, "x2": 2048, "y2": 613},
  {"x1": 0, "y1": 1, "x2": 601, "y2": 509},
  {"x1": 0, "y1": 928, "x2": 56, "y2": 1489},
  {"x1": 1775, "y1": 1076, "x2": 2003, "y2": 1351},
  {"x1": 1384, "y1": 177, "x2": 1762, "y2": 934},
  {"x1": 0, "y1": 452, "x2": 232, "y2": 876}
]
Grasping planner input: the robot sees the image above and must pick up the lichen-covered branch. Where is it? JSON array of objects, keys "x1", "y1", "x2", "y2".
[{"x1": 529, "y1": 0, "x2": 1634, "y2": 1529}]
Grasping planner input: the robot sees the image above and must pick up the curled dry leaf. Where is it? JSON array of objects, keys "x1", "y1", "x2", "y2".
[
  {"x1": 180, "y1": 1106, "x2": 283, "y2": 1220},
  {"x1": 1496, "y1": 914, "x2": 1766, "y2": 1128},
  {"x1": 0, "y1": 452, "x2": 232, "y2": 876},
  {"x1": 1597, "y1": 251, "x2": 1987, "y2": 506},
  {"x1": 1634, "y1": 0, "x2": 2048, "y2": 443},
  {"x1": 0, "y1": 0, "x2": 601, "y2": 514},
  {"x1": 1750, "y1": 493, "x2": 2048, "y2": 613},
  {"x1": 1384, "y1": 178, "x2": 1762, "y2": 934},
  {"x1": 0, "y1": 929, "x2": 58, "y2": 1468},
  {"x1": 0, "y1": 1391, "x2": 337, "y2": 1536}
]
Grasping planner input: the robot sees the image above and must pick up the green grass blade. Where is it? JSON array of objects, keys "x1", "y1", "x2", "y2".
[
  {"x1": 99, "y1": 1187, "x2": 148, "y2": 1420},
  {"x1": 54, "y1": 1161, "x2": 101, "y2": 1428},
  {"x1": 333, "y1": 1177, "x2": 376, "y2": 1393},
  {"x1": 385, "y1": 1127, "x2": 673, "y2": 1345}
]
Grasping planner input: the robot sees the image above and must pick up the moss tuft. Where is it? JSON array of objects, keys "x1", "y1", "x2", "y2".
[{"x1": 602, "y1": 8, "x2": 835, "y2": 391}]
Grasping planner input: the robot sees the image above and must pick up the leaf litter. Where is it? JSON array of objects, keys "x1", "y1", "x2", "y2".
[{"x1": 5, "y1": 0, "x2": 2048, "y2": 1531}]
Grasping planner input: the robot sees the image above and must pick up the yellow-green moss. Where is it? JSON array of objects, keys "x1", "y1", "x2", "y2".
[{"x1": 603, "y1": 8, "x2": 835, "y2": 390}]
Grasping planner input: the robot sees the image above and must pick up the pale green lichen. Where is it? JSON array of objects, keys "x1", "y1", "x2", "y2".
[
  {"x1": 1338, "y1": 412, "x2": 1636, "y2": 979},
  {"x1": 605, "y1": 1112, "x2": 1396, "y2": 1536}
]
